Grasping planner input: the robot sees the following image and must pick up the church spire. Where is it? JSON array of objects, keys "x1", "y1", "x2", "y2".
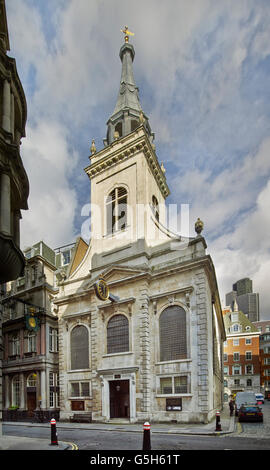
[{"x1": 104, "y1": 27, "x2": 154, "y2": 146}]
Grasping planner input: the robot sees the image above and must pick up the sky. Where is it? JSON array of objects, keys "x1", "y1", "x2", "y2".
[{"x1": 5, "y1": 0, "x2": 270, "y2": 318}]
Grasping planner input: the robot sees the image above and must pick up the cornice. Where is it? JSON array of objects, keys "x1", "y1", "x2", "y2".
[
  {"x1": 85, "y1": 126, "x2": 170, "y2": 199},
  {"x1": 0, "y1": 54, "x2": 27, "y2": 133}
]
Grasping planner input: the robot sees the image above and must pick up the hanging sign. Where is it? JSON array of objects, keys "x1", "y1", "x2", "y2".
[
  {"x1": 94, "y1": 277, "x2": 109, "y2": 301},
  {"x1": 25, "y1": 307, "x2": 40, "y2": 332}
]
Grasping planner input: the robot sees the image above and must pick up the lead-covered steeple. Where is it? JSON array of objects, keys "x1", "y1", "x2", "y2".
[{"x1": 104, "y1": 27, "x2": 154, "y2": 146}]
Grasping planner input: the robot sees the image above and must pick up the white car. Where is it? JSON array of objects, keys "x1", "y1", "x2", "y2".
[{"x1": 255, "y1": 393, "x2": 264, "y2": 404}]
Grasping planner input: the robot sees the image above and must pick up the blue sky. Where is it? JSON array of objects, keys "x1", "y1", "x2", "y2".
[{"x1": 6, "y1": 0, "x2": 270, "y2": 317}]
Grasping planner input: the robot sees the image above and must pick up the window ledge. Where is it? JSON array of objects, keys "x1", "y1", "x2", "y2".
[
  {"x1": 67, "y1": 369, "x2": 91, "y2": 373},
  {"x1": 103, "y1": 351, "x2": 133, "y2": 358},
  {"x1": 103, "y1": 226, "x2": 130, "y2": 239},
  {"x1": 156, "y1": 394, "x2": 193, "y2": 398},
  {"x1": 68, "y1": 396, "x2": 92, "y2": 400},
  {"x1": 156, "y1": 358, "x2": 192, "y2": 365}
]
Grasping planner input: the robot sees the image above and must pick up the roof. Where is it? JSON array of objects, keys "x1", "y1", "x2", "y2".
[
  {"x1": 223, "y1": 308, "x2": 259, "y2": 335},
  {"x1": 253, "y1": 321, "x2": 270, "y2": 334}
]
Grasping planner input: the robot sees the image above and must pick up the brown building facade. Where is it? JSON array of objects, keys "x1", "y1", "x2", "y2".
[{"x1": 223, "y1": 305, "x2": 260, "y2": 401}]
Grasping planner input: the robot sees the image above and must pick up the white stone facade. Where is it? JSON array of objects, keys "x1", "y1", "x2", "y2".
[
  {"x1": 54, "y1": 40, "x2": 225, "y2": 424},
  {"x1": 55, "y1": 235, "x2": 225, "y2": 423}
]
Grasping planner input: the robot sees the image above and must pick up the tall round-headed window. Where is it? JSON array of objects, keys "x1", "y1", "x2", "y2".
[
  {"x1": 107, "y1": 314, "x2": 129, "y2": 354},
  {"x1": 152, "y1": 195, "x2": 159, "y2": 222},
  {"x1": 159, "y1": 306, "x2": 187, "y2": 361},
  {"x1": 70, "y1": 325, "x2": 89, "y2": 370},
  {"x1": 106, "y1": 187, "x2": 127, "y2": 234}
]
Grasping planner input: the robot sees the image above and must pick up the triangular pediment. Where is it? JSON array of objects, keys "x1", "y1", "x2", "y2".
[{"x1": 101, "y1": 265, "x2": 147, "y2": 283}]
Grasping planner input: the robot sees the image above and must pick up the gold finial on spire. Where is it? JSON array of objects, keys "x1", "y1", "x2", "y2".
[
  {"x1": 121, "y1": 26, "x2": 134, "y2": 43},
  {"x1": 90, "y1": 139, "x2": 96, "y2": 154}
]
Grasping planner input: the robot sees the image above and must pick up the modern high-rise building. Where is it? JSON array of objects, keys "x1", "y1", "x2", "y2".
[{"x1": 226, "y1": 278, "x2": 260, "y2": 322}]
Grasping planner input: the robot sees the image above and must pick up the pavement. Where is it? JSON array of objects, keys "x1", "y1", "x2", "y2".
[{"x1": 0, "y1": 407, "x2": 235, "y2": 450}]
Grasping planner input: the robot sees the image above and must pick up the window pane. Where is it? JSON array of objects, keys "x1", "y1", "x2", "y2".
[
  {"x1": 27, "y1": 373, "x2": 37, "y2": 387},
  {"x1": 107, "y1": 315, "x2": 129, "y2": 354},
  {"x1": 160, "y1": 306, "x2": 187, "y2": 361},
  {"x1": 71, "y1": 326, "x2": 89, "y2": 370},
  {"x1": 160, "y1": 377, "x2": 172, "y2": 394},
  {"x1": 175, "y1": 376, "x2": 188, "y2": 394},
  {"x1": 81, "y1": 382, "x2": 90, "y2": 396},
  {"x1": 106, "y1": 188, "x2": 127, "y2": 234},
  {"x1": 71, "y1": 383, "x2": 80, "y2": 397}
]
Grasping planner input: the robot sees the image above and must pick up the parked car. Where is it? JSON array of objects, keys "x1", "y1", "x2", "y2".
[
  {"x1": 238, "y1": 405, "x2": 263, "y2": 422},
  {"x1": 235, "y1": 391, "x2": 257, "y2": 416},
  {"x1": 255, "y1": 393, "x2": 264, "y2": 404}
]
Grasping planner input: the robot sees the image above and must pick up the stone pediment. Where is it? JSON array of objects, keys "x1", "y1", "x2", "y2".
[{"x1": 101, "y1": 265, "x2": 147, "y2": 283}]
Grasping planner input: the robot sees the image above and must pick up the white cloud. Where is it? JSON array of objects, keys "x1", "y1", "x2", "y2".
[
  {"x1": 20, "y1": 121, "x2": 79, "y2": 249},
  {"x1": 5, "y1": 0, "x2": 270, "y2": 315},
  {"x1": 209, "y1": 176, "x2": 270, "y2": 318}
]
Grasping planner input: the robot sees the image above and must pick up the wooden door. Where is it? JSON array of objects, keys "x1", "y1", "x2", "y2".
[{"x1": 27, "y1": 392, "x2": 36, "y2": 416}]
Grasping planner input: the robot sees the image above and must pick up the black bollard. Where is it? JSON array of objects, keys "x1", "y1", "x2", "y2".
[
  {"x1": 142, "y1": 422, "x2": 151, "y2": 450},
  {"x1": 50, "y1": 418, "x2": 58, "y2": 445},
  {"x1": 215, "y1": 411, "x2": 222, "y2": 431}
]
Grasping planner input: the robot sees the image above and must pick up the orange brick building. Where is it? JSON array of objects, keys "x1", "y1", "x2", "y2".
[{"x1": 223, "y1": 305, "x2": 260, "y2": 401}]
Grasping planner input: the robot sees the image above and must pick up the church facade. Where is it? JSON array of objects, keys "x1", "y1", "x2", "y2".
[{"x1": 54, "y1": 33, "x2": 226, "y2": 424}]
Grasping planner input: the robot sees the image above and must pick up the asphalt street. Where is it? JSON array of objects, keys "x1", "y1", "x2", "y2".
[
  {"x1": 2, "y1": 401, "x2": 270, "y2": 451},
  {"x1": 2, "y1": 421, "x2": 270, "y2": 451}
]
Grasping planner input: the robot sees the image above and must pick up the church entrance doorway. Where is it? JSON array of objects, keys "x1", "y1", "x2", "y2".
[
  {"x1": 27, "y1": 391, "x2": 36, "y2": 416},
  {"x1": 109, "y1": 380, "x2": 130, "y2": 419}
]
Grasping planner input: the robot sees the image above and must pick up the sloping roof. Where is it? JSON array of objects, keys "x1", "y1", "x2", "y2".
[
  {"x1": 223, "y1": 309, "x2": 259, "y2": 334},
  {"x1": 68, "y1": 237, "x2": 89, "y2": 276}
]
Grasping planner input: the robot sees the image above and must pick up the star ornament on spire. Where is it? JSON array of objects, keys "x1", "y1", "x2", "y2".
[{"x1": 121, "y1": 26, "x2": 134, "y2": 43}]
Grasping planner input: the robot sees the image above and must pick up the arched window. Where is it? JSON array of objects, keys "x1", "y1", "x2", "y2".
[
  {"x1": 131, "y1": 119, "x2": 139, "y2": 131},
  {"x1": 27, "y1": 373, "x2": 37, "y2": 387},
  {"x1": 106, "y1": 187, "x2": 127, "y2": 234},
  {"x1": 115, "y1": 122, "x2": 123, "y2": 138},
  {"x1": 70, "y1": 325, "x2": 89, "y2": 370},
  {"x1": 152, "y1": 195, "x2": 159, "y2": 222},
  {"x1": 159, "y1": 306, "x2": 187, "y2": 361},
  {"x1": 107, "y1": 314, "x2": 129, "y2": 354}
]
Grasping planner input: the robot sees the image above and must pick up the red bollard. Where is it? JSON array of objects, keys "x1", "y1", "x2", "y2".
[
  {"x1": 143, "y1": 422, "x2": 151, "y2": 450},
  {"x1": 215, "y1": 411, "x2": 222, "y2": 431},
  {"x1": 50, "y1": 418, "x2": 58, "y2": 445}
]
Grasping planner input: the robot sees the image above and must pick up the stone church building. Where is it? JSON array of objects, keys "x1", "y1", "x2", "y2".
[{"x1": 53, "y1": 32, "x2": 226, "y2": 424}]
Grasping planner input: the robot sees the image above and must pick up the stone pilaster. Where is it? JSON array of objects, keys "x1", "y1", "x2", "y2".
[
  {"x1": 195, "y1": 269, "x2": 209, "y2": 418},
  {"x1": 90, "y1": 307, "x2": 100, "y2": 415},
  {"x1": 58, "y1": 317, "x2": 66, "y2": 412},
  {"x1": 139, "y1": 280, "x2": 151, "y2": 418}
]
